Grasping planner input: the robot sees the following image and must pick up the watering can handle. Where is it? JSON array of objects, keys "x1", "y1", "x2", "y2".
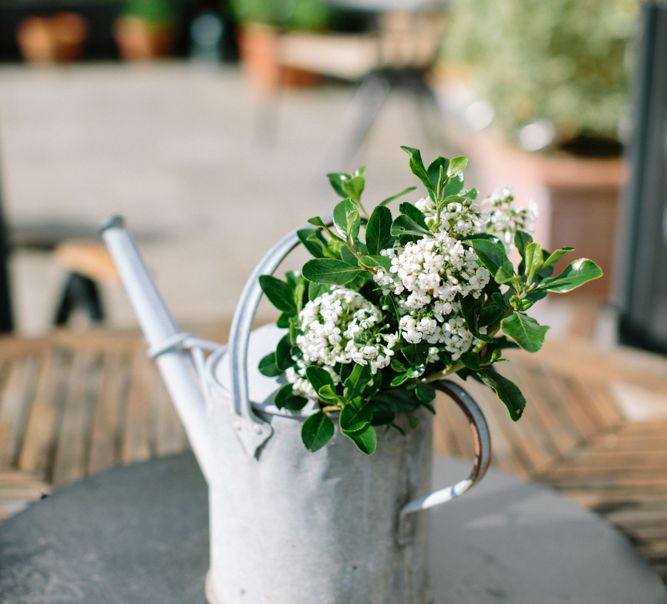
[
  {"x1": 227, "y1": 220, "x2": 334, "y2": 456},
  {"x1": 397, "y1": 379, "x2": 491, "y2": 544}
]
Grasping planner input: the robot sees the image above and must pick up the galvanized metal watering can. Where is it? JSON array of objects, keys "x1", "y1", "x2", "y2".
[{"x1": 101, "y1": 216, "x2": 491, "y2": 604}]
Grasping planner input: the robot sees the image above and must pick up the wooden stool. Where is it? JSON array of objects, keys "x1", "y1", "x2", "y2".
[{"x1": 53, "y1": 240, "x2": 119, "y2": 326}]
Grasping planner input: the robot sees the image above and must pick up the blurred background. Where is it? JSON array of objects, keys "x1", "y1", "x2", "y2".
[
  {"x1": 1, "y1": 0, "x2": 667, "y2": 587},
  {"x1": 0, "y1": 0, "x2": 660, "y2": 343}
]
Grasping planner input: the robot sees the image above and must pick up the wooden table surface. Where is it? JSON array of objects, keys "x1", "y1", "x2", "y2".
[{"x1": 1, "y1": 325, "x2": 667, "y2": 585}]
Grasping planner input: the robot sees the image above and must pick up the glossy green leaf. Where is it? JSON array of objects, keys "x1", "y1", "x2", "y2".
[
  {"x1": 501, "y1": 312, "x2": 549, "y2": 353},
  {"x1": 379, "y1": 186, "x2": 417, "y2": 206},
  {"x1": 366, "y1": 205, "x2": 394, "y2": 254},
  {"x1": 259, "y1": 275, "x2": 296, "y2": 314},
  {"x1": 401, "y1": 146, "x2": 433, "y2": 193},
  {"x1": 275, "y1": 334, "x2": 293, "y2": 371},
  {"x1": 415, "y1": 382, "x2": 436, "y2": 403},
  {"x1": 390, "y1": 214, "x2": 431, "y2": 239},
  {"x1": 333, "y1": 198, "x2": 358, "y2": 235},
  {"x1": 301, "y1": 412, "x2": 335, "y2": 452},
  {"x1": 540, "y1": 259, "x2": 603, "y2": 293},
  {"x1": 447, "y1": 155, "x2": 468, "y2": 176},
  {"x1": 306, "y1": 366, "x2": 334, "y2": 392},
  {"x1": 303, "y1": 259, "x2": 362, "y2": 285},
  {"x1": 399, "y1": 202, "x2": 429, "y2": 230},
  {"x1": 359, "y1": 255, "x2": 391, "y2": 272},
  {"x1": 274, "y1": 383, "x2": 308, "y2": 411},
  {"x1": 307, "y1": 281, "x2": 331, "y2": 301},
  {"x1": 258, "y1": 352, "x2": 282, "y2": 377},
  {"x1": 469, "y1": 237, "x2": 514, "y2": 282},
  {"x1": 524, "y1": 242, "x2": 543, "y2": 284},
  {"x1": 317, "y1": 384, "x2": 341, "y2": 404},
  {"x1": 478, "y1": 367, "x2": 526, "y2": 421},
  {"x1": 345, "y1": 423, "x2": 377, "y2": 455},
  {"x1": 514, "y1": 230, "x2": 533, "y2": 259},
  {"x1": 543, "y1": 246, "x2": 575, "y2": 268},
  {"x1": 340, "y1": 402, "x2": 372, "y2": 433}
]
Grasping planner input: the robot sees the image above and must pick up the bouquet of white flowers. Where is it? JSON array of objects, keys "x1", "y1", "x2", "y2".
[{"x1": 259, "y1": 147, "x2": 602, "y2": 454}]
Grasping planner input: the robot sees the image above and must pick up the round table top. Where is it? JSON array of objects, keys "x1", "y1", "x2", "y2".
[{"x1": 1, "y1": 453, "x2": 665, "y2": 604}]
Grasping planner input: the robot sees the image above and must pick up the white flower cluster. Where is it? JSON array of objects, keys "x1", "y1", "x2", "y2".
[
  {"x1": 374, "y1": 231, "x2": 489, "y2": 359},
  {"x1": 286, "y1": 288, "x2": 397, "y2": 399},
  {"x1": 480, "y1": 187, "x2": 537, "y2": 248},
  {"x1": 415, "y1": 196, "x2": 483, "y2": 237}
]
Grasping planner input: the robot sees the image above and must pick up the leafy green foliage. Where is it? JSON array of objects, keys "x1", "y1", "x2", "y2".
[
  {"x1": 256, "y1": 146, "x2": 604, "y2": 455},
  {"x1": 301, "y1": 412, "x2": 335, "y2": 452}
]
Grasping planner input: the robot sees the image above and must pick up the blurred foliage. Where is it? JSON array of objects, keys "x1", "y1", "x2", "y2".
[
  {"x1": 229, "y1": 0, "x2": 330, "y2": 30},
  {"x1": 444, "y1": 0, "x2": 638, "y2": 146},
  {"x1": 122, "y1": 0, "x2": 176, "y2": 24}
]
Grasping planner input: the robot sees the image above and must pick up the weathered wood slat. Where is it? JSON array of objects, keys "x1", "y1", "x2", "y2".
[
  {"x1": 51, "y1": 352, "x2": 99, "y2": 485},
  {"x1": 0, "y1": 354, "x2": 41, "y2": 468},
  {"x1": 18, "y1": 349, "x2": 69, "y2": 477}
]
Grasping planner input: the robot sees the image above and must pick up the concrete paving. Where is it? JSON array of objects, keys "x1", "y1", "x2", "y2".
[{"x1": 0, "y1": 62, "x2": 575, "y2": 337}]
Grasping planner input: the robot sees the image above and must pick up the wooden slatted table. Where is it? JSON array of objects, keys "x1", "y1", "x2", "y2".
[{"x1": 1, "y1": 326, "x2": 666, "y2": 584}]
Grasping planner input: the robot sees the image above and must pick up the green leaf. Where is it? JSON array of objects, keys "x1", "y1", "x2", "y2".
[
  {"x1": 274, "y1": 383, "x2": 308, "y2": 411},
  {"x1": 305, "y1": 366, "x2": 334, "y2": 392},
  {"x1": 379, "y1": 186, "x2": 416, "y2": 206},
  {"x1": 276, "y1": 313, "x2": 290, "y2": 328},
  {"x1": 442, "y1": 175, "x2": 464, "y2": 198},
  {"x1": 539, "y1": 258, "x2": 602, "y2": 293},
  {"x1": 514, "y1": 230, "x2": 533, "y2": 259},
  {"x1": 359, "y1": 255, "x2": 391, "y2": 272},
  {"x1": 478, "y1": 368, "x2": 526, "y2": 421},
  {"x1": 303, "y1": 259, "x2": 362, "y2": 285},
  {"x1": 543, "y1": 246, "x2": 575, "y2": 268},
  {"x1": 340, "y1": 402, "x2": 372, "y2": 433},
  {"x1": 524, "y1": 242, "x2": 543, "y2": 284},
  {"x1": 308, "y1": 281, "x2": 331, "y2": 301},
  {"x1": 366, "y1": 205, "x2": 394, "y2": 254},
  {"x1": 297, "y1": 228, "x2": 331, "y2": 259},
  {"x1": 400, "y1": 146, "x2": 433, "y2": 194},
  {"x1": 479, "y1": 303, "x2": 505, "y2": 327},
  {"x1": 317, "y1": 384, "x2": 340, "y2": 404},
  {"x1": 340, "y1": 245, "x2": 358, "y2": 266},
  {"x1": 307, "y1": 216, "x2": 328, "y2": 228},
  {"x1": 390, "y1": 214, "x2": 431, "y2": 239},
  {"x1": 301, "y1": 412, "x2": 335, "y2": 452},
  {"x1": 447, "y1": 156, "x2": 468, "y2": 176},
  {"x1": 327, "y1": 172, "x2": 348, "y2": 198},
  {"x1": 415, "y1": 382, "x2": 436, "y2": 403},
  {"x1": 460, "y1": 351, "x2": 482, "y2": 370},
  {"x1": 258, "y1": 352, "x2": 282, "y2": 377},
  {"x1": 333, "y1": 198, "x2": 358, "y2": 235},
  {"x1": 259, "y1": 275, "x2": 296, "y2": 314},
  {"x1": 501, "y1": 312, "x2": 549, "y2": 353},
  {"x1": 343, "y1": 363, "x2": 372, "y2": 400},
  {"x1": 469, "y1": 237, "x2": 514, "y2": 282},
  {"x1": 399, "y1": 202, "x2": 429, "y2": 230},
  {"x1": 345, "y1": 424, "x2": 377, "y2": 455},
  {"x1": 427, "y1": 156, "x2": 448, "y2": 191},
  {"x1": 275, "y1": 334, "x2": 293, "y2": 371}
]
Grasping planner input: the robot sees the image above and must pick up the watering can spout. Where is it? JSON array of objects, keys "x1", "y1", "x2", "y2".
[{"x1": 100, "y1": 216, "x2": 215, "y2": 483}]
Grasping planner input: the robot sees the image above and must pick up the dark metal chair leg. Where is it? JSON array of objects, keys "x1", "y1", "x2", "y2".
[{"x1": 54, "y1": 273, "x2": 105, "y2": 326}]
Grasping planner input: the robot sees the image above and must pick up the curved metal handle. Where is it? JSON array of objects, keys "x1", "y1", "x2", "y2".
[
  {"x1": 398, "y1": 379, "x2": 491, "y2": 544},
  {"x1": 228, "y1": 219, "x2": 333, "y2": 457}
]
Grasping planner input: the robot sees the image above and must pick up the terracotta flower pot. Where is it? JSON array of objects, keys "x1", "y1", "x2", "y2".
[
  {"x1": 466, "y1": 133, "x2": 627, "y2": 299},
  {"x1": 17, "y1": 13, "x2": 88, "y2": 64},
  {"x1": 237, "y1": 23, "x2": 321, "y2": 93},
  {"x1": 113, "y1": 16, "x2": 174, "y2": 61}
]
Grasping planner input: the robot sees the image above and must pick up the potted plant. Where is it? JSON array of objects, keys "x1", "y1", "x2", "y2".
[
  {"x1": 229, "y1": 0, "x2": 331, "y2": 92},
  {"x1": 441, "y1": 0, "x2": 637, "y2": 298},
  {"x1": 16, "y1": 12, "x2": 88, "y2": 63},
  {"x1": 113, "y1": 0, "x2": 176, "y2": 61},
  {"x1": 103, "y1": 146, "x2": 602, "y2": 602}
]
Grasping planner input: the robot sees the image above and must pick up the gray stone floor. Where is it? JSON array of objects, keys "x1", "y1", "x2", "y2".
[{"x1": 0, "y1": 62, "x2": 575, "y2": 336}]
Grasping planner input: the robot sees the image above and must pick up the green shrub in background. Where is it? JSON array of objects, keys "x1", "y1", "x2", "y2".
[
  {"x1": 444, "y1": 0, "x2": 638, "y2": 149},
  {"x1": 229, "y1": 0, "x2": 330, "y2": 30},
  {"x1": 122, "y1": 0, "x2": 176, "y2": 25}
]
